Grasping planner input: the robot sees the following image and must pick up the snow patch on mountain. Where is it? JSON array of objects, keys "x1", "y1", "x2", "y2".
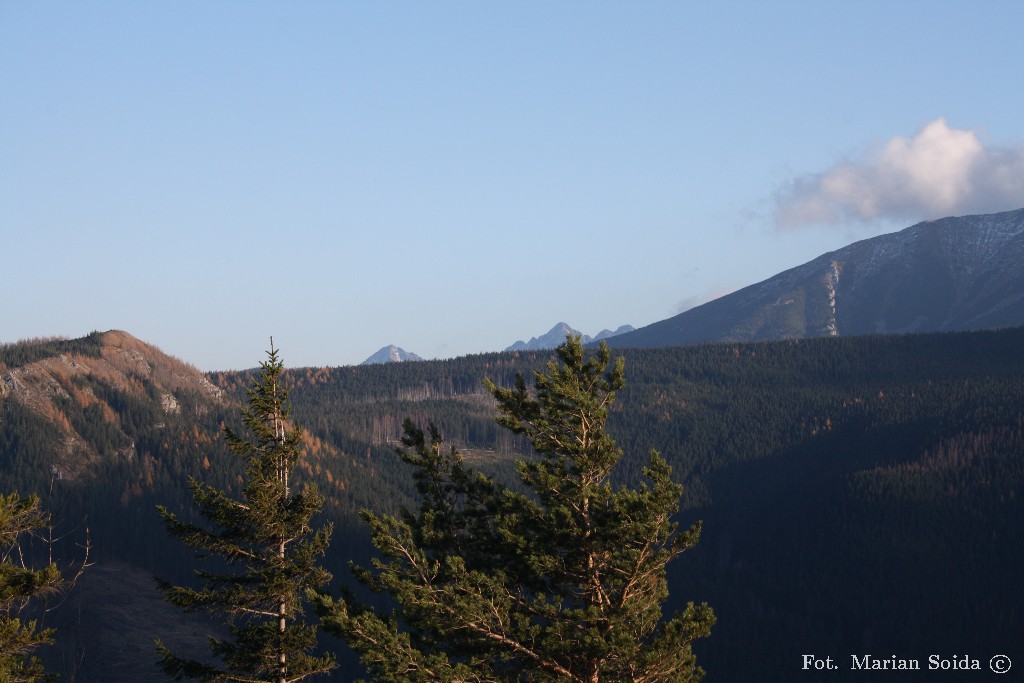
[
  {"x1": 361, "y1": 345, "x2": 424, "y2": 365},
  {"x1": 825, "y1": 260, "x2": 841, "y2": 336}
]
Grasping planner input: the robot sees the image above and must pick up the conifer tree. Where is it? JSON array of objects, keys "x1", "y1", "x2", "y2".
[
  {"x1": 319, "y1": 335, "x2": 714, "y2": 682},
  {"x1": 157, "y1": 342, "x2": 335, "y2": 683},
  {"x1": 0, "y1": 492, "x2": 65, "y2": 682}
]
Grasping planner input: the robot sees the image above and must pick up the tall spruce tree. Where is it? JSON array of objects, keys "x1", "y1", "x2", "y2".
[
  {"x1": 156, "y1": 342, "x2": 335, "y2": 683},
  {"x1": 319, "y1": 335, "x2": 714, "y2": 682},
  {"x1": 0, "y1": 492, "x2": 64, "y2": 682}
]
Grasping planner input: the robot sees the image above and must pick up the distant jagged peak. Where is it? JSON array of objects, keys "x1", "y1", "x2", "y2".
[
  {"x1": 361, "y1": 344, "x2": 424, "y2": 365},
  {"x1": 505, "y1": 322, "x2": 635, "y2": 352},
  {"x1": 592, "y1": 324, "x2": 637, "y2": 341}
]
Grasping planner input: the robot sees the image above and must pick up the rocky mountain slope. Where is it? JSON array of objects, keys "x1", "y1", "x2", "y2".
[
  {"x1": 0, "y1": 331, "x2": 369, "y2": 682},
  {"x1": 609, "y1": 208, "x2": 1024, "y2": 349},
  {"x1": 1, "y1": 330, "x2": 226, "y2": 481}
]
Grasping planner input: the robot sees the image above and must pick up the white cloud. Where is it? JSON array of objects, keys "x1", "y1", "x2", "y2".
[
  {"x1": 774, "y1": 119, "x2": 1024, "y2": 229},
  {"x1": 675, "y1": 284, "x2": 740, "y2": 314}
]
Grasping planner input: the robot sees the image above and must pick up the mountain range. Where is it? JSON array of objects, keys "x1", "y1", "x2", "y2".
[
  {"x1": 365, "y1": 324, "x2": 636, "y2": 364},
  {"x1": 4, "y1": 208, "x2": 1024, "y2": 679},
  {"x1": 365, "y1": 209, "x2": 1024, "y2": 361},
  {"x1": 504, "y1": 322, "x2": 636, "y2": 352},
  {"x1": 608, "y1": 208, "x2": 1024, "y2": 349}
]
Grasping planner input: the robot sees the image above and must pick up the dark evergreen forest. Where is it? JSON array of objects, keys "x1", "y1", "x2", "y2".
[{"x1": 2, "y1": 328, "x2": 1022, "y2": 681}]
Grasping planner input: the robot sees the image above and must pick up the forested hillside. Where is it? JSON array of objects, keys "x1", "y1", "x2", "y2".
[
  {"x1": 2, "y1": 328, "x2": 1022, "y2": 681},
  {"x1": 229, "y1": 329, "x2": 1024, "y2": 681}
]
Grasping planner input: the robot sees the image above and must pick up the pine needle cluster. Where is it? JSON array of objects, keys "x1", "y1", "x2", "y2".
[
  {"x1": 319, "y1": 335, "x2": 713, "y2": 682},
  {"x1": 0, "y1": 492, "x2": 64, "y2": 682}
]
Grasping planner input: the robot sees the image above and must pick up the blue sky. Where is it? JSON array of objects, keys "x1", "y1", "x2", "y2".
[{"x1": 3, "y1": 2, "x2": 1024, "y2": 370}]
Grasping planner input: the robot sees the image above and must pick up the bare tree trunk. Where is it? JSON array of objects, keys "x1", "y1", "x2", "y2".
[{"x1": 270, "y1": 345, "x2": 289, "y2": 683}]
